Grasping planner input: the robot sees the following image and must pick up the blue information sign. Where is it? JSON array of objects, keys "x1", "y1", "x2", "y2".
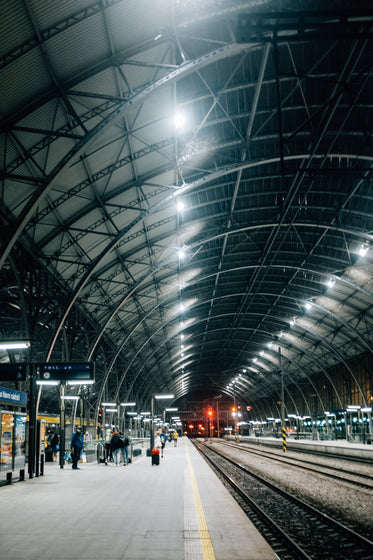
[{"x1": 0, "y1": 386, "x2": 28, "y2": 406}]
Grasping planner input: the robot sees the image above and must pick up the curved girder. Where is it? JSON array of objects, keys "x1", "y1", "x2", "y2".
[
  {"x1": 85, "y1": 254, "x2": 373, "y2": 367},
  {"x1": 109, "y1": 300, "x2": 347, "y2": 410},
  {"x1": 1, "y1": 1, "x2": 373, "y2": 424},
  {"x1": 0, "y1": 40, "x2": 252, "y2": 270}
]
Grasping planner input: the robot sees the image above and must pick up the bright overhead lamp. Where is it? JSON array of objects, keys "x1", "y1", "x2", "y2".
[
  {"x1": 105, "y1": 408, "x2": 117, "y2": 413},
  {"x1": 141, "y1": 411, "x2": 151, "y2": 415},
  {"x1": 36, "y1": 380, "x2": 59, "y2": 386},
  {"x1": 67, "y1": 379, "x2": 94, "y2": 385},
  {"x1": 61, "y1": 395, "x2": 80, "y2": 400},
  {"x1": 121, "y1": 402, "x2": 136, "y2": 406},
  {"x1": 0, "y1": 341, "x2": 30, "y2": 350},
  {"x1": 358, "y1": 243, "x2": 369, "y2": 256},
  {"x1": 155, "y1": 394, "x2": 174, "y2": 399},
  {"x1": 327, "y1": 277, "x2": 335, "y2": 288},
  {"x1": 165, "y1": 407, "x2": 178, "y2": 412},
  {"x1": 174, "y1": 112, "x2": 186, "y2": 129},
  {"x1": 102, "y1": 402, "x2": 117, "y2": 407},
  {"x1": 177, "y1": 200, "x2": 185, "y2": 213},
  {"x1": 127, "y1": 412, "x2": 137, "y2": 416},
  {"x1": 305, "y1": 302, "x2": 312, "y2": 310}
]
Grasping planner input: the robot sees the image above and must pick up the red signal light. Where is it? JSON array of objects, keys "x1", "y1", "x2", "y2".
[{"x1": 208, "y1": 409, "x2": 213, "y2": 417}]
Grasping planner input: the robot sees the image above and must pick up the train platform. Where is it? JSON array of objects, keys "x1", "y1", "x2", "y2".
[
  {"x1": 236, "y1": 434, "x2": 373, "y2": 460},
  {"x1": 0, "y1": 436, "x2": 277, "y2": 560}
]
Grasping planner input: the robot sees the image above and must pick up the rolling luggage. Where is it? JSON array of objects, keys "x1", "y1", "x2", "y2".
[{"x1": 151, "y1": 448, "x2": 160, "y2": 465}]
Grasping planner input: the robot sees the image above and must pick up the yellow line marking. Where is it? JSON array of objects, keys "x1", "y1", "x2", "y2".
[{"x1": 185, "y1": 441, "x2": 216, "y2": 560}]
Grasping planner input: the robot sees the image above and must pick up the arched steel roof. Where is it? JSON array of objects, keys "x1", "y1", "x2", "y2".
[{"x1": 0, "y1": 1, "x2": 372, "y2": 416}]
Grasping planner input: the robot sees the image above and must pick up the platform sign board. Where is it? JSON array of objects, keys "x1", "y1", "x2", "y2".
[
  {"x1": 38, "y1": 362, "x2": 94, "y2": 382},
  {"x1": 0, "y1": 386, "x2": 27, "y2": 407},
  {"x1": 0, "y1": 363, "x2": 26, "y2": 382},
  {"x1": 13, "y1": 413, "x2": 26, "y2": 470},
  {"x1": 0, "y1": 411, "x2": 14, "y2": 471}
]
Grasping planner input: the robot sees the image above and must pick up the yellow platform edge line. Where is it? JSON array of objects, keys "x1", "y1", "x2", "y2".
[{"x1": 185, "y1": 440, "x2": 216, "y2": 560}]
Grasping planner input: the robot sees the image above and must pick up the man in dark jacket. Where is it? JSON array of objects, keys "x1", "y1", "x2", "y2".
[{"x1": 70, "y1": 427, "x2": 83, "y2": 469}]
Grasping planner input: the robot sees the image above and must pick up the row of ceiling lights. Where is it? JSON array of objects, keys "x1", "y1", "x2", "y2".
[{"x1": 225, "y1": 243, "x2": 370, "y2": 392}]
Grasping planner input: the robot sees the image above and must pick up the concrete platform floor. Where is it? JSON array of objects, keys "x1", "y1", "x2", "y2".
[{"x1": 0, "y1": 437, "x2": 277, "y2": 560}]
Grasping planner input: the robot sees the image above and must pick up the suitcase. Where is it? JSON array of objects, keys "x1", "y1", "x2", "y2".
[{"x1": 151, "y1": 448, "x2": 160, "y2": 465}]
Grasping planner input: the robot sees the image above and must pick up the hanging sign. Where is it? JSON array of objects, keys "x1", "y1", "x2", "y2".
[
  {"x1": 38, "y1": 362, "x2": 94, "y2": 382},
  {"x1": 0, "y1": 363, "x2": 27, "y2": 381}
]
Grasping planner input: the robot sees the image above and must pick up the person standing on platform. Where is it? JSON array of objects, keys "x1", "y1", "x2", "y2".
[
  {"x1": 173, "y1": 431, "x2": 178, "y2": 447},
  {"x1": 120, "y1": 431, "x2": 131, "y2": 466},
  {"x1": 104, "y1": 429, "x2": 112, "y2": 464},
  {"x1": 154, "y1": 430, "x2": 162, "y2": 451},
  {"x1": 51, "y1": 431, "x2": 59, "y2": 461},
  {"x1": 45, "y1": 430, "x2": 54, "y2": 462},
  {"x1": 110, "y1": 429, "x2": 123, "y2": 466},
  {"x1": 85, "y1": 431, "x2": 93, "y2": 442},
  {"x1": 70, "y1": 426, "x2": 83, "y2": 470},
  {"x1": 159, "y1": 430, "x2": 167, "y2": 458}
]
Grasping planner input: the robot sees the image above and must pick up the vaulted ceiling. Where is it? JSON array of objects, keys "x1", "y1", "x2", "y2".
[{"x1": 0, "y1": 1, "x2": 372, "y2": 416}]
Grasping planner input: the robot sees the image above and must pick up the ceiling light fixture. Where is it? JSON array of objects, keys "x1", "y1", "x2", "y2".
[
  {"x1": 174, "y1": 112, "x2": 186, "y2": 130},
  {"x1": 0, "y1": 340, "x2": 30, "y2": 350},
  {"x1": 358, "y1": 243, "x2": 369, "y2": 257}
]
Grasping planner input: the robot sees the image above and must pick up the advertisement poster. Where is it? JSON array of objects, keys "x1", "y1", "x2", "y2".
[
  {"x1": 0, "y1": 411, "x2": 14, "y2": 471},
  {"x1": 13, "y1": 413, "x2": 26, "y2": 469},
  {"x1": 40, "y1": 419, "x2": 46, "y2": 455}
]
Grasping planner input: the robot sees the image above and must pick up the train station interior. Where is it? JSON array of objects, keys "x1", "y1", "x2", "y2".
[{"x1": 0, "y1": 0, "x2": 372, "y2": 483}]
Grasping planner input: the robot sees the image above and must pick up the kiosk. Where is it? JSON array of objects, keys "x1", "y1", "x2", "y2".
[{"x1": 0, "y1": 386, "x2": 27, "y2": 484}]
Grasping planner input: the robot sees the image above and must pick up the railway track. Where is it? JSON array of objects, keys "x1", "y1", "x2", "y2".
[
  {"x1": 222, "y1": 440, "x2": 373, "y2": 491},
  {"x1": 194, "y1": 440, "x2": 373, "y2": 560}
]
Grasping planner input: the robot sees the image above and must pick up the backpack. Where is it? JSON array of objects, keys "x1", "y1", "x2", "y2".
[{"x1": 124, "y1": 436, "x2": 130, "y2": 447}]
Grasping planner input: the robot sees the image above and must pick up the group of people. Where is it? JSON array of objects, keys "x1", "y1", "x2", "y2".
[
  {"x1": 154, "y1": 430, "x2": 178, "y2": 458},
  {"x1": 108, "y1": 430, "x2": 131, "y2": 466},
  {"x1": 68, "y1": 426, "x2": 180, "y2": 470}
]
